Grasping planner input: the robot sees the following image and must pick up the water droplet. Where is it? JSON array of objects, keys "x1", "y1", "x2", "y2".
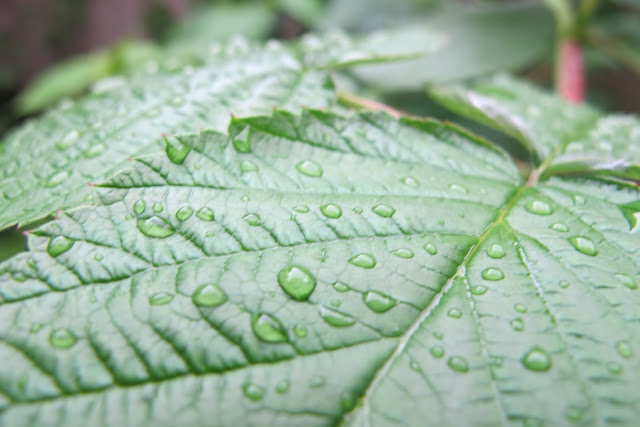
[
  {"x1": 486, "y1": 244, "x2": 506, "y2": 259},
  {"x1": 134, "y1": 200, "x2": 146, "y2": 215},
  {"x1": 607, "y1": 361, "x2": 623, "y2": 374},
  {"x1": 176, "y1": 206, "x2": 194, "y2": 221},
  {"x1": 30, "y1": 323, "x2": 42, "y2": 334},
  {"x1": 196, "y1": 207, "x2": 214, "y2": 221},
  {"x1": 94, "y1": 254, "x2": 103, "y2": 261},
  {"x1": 616, "y1": 340, "x2": 632, "y2": 358},
  {"x1": 293, "y1": 205, "x2": 309, "y2": 213},
  {"x1": 450, "y1": 184, "x2": 468, "y2": 194},
  {"x1": 525, "y1": 200, "x2": 553, "y2": 215},
  {"x1": 296, "y1": 160, "x2": 323, "y2": 177},
  {"x1": 276, "y1": 380, "x2": 290, "y2": 394},
  {"x1": 514, "y1": 303, "x2": 527, "y2": 313},
  {"x1": 372, "y1": 204, "x2": 396, "y2": 218},
  {"x1": 430, "y1": 345, "x2": 445, "y2": 358},
  {"x1": 481, "y1": 267, "x2": 504, "y2": 281},
  {"x1": 243, "y1": 213, "x2": 261, "y2": 226},
  {"x1": 410, "y1": 360, "x2": 421, "y2": 371},
  {"x1": 165, "y1": 139, "x2": 191, "y2": 165},
  {"x1": 341, "y1": 392, "x2": 356, "y2": 410},
  {"x1": 125, "y1": 213, "x2": 134, "y2": 220},
  {"x1": 392, "y1": 248, "x2": 414, "y2": 258},
  {"x1": 294, "y1": 323, "x2": 307, "y2": 337},
  {"x1": 447, "y1": 356, "x2": 469, "y2": 373},
  {"x1": 49, "y1": 328, "x2": 76, "y2": 349},
  {"x1": 448, "y1": 308, "x2": 462, "y2": 319},
  {"x1": 47, "y1": 236, "x2": 74, "y2": 257},
  {"x1": 433, "y1": 331, "x2": 444, "y2": 340},
  {"x1": 240, "y1": 160, "x2": 259, "y2": 172},
  {"x1": 310, "y1": 376, "x2": 326, "y2": 387},
  {"x1": 565, "y1": 406, "x2": 583, "y2": 423},
  {"x1": 424, "y1": 243, "x2": 437, "y2": 255},
  {"x1": 277, "y1": 265, "x2": 316, "y2": 301},
  {"x1": 233, "y1": 136, "x2": 251, "y2": 153},
  {"x1": 252, "y1": 313, "x2": 287, "y2": 343},
  {"x1": 616, "y1": 274, "x2": 637, "y2": 290},
  {"x1": 353, "y1": 207, "x2": 363, "y2": 214},
  {"x1": 242, "y1": 383, "x2": 265, "y2": 401},
  {"x1": 319, "y1": 307, "x2": 355, "y2": 327},
  {"x1": 349, "y1": 253, "x2": 376, "y2": 269},
  {"x1": 551, "y1": 223, "x2": 569, "y2": 232},
  {"x1": 153, "y1": 202, "x2": 164, "y2": 213},
  {"x1": 320, "y1": 204, "x2": 342, "y2": 218},
  {"x1": 569, "y1": 236, "x2": 598, "y2": 256},
  {"x1": 58, "y1": 130, "x2": 79, "y2": 149},
  {"x1": 470, "y1": 285, "x2": 488, "y2": 295},
  {"x1": 573, "y1": 195, "x2": 585, "y2": 205},
  {"x1": 45, "y1": 171, "x2": 70, "y2": 188},
  {"x1": 331, "y1": 299, "x2": 341, "y2": 307},
  {"x1": 363, "y1": 291, "x2": 396, "y2": 313},
  {"x1": 510, "y1": 318, "x2": 525, "y2": 332},
  {"x1": 400, "y1": 176, "x2": 419, "y2": 187},
  {"x1": 137, "y1": 217, "x2": 175, "y2": 238},
  {"x1": 192, "y1": 284, "x2": 227, "y2": 307},
  {"x1": 205, "y1": 231, "x2": 215, "y2": 238},
  {"x1": 240, "y1": 195, "x2": 249, "y2": 202},
  {"x1": 521, "y1": 347, "x2": 551, "y2": 371},
  {"x1": 559, "y1": 280, "x2": 570, "y2": 289},
  {"x1": 149, "y1": 292, "x2": 173, "y2": 305},
  {"x1": 333, "y1": 282, "x2": 349, "y2": 292},
  {"x1": 84, "y1": 143, "x2": 106, "y2": 158}
]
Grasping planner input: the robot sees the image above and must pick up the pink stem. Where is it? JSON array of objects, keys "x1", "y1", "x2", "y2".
[{"x1": 557, "y1": 39, "x2": 585, "y2": 104}]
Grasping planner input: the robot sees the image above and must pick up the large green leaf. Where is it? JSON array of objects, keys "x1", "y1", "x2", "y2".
[{"x1": 1, "y1": 99, "x2": 639, "y2": 425}]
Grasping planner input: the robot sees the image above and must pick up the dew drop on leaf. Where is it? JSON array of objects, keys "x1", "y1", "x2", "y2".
[
  {"x1": 616, "y1": 340, "x2": 632, "y2": 358},
  {"x1": 525, "y1": 200, "x2": 553, "y2": 215},
  {"x1": 569, "y1": 236, "x2": 598, "y2": 256},
  {"x1": 192, "y1": 284, "x2": 227, "y2": 307},
  {"x1": 47, "y1": 236, "x2": 74, "y2": 257},
  {"x1": 134, "y1": 200, "x2": 146, "y2": 215},
  {"x1": 471, "y1": 285, "x2": 488, "y2": 295},
  {"x1": 559, "y1": 280, "x2": 570, "y2": 289},
  {"x1": 320, "y1": 203, "x2": 342, "y2": 218},
  {"x1": 481, "y1": 267, "x2": 505, "y2": 281},
  {"x1": 293, "y1": 323, "x2": 307, "y2": 337},
  {"x1": 319, "y1": 307, "x2": 355, "y2": 327},
  {"x1": 49, "y1": 328, "x2": 76, "y2": 349},
  {"x1": 514, "y1": 303, "x2": 528, "y2": 313},
  {"x1": 243, "y1": 213, "x2": 261, "y2": 226},
  {"x1": 153, "y1": 202, "x2": 164, "y2": 213},
  {"x1": 410, "y1": 360, "x2": 421, "y2": 372},
  {"x1": 293, "y1": 205, "x2": 309, "y2": 213},
  {"x1": 176, "y1": 206, "x2": 194, "y2": 221},
  {"x1": 448, "y1": 308, "x2": 462, "y2": 319},
  {"x1": 242, "y1": 383, "x2": 265, "y2": 401},
  {"x1": 551, "y1": 223, "x2": 569, "y2": 232},
  {"x1": 430, "y1": 345, "x2": 445, "y2": 358},
  {"x1": 392, "y1": 248, "x2": 414, "y2": 258},
  {"x1": 400, "y1": 176, "x2": 419, "y2": 187},
  {"x1": 510, "y1": 318, "x2": 525, "y2": 332},
  {"x1": 521, "y1": 347, "x2": 551, "y2": 371},
  {"x1": 84, "y1": 143, "x2": 106, "y2": 158},
  {"x1": 353, "y1": 207, "x2": 363, "y2": 214},
  {"x1": 137, "y1": 217, "x2": 175, "y2": 238},
  {"x1": 486, "y1": 243, "x2": 506, "y2": 259},
  {"x1": 333, "y1": 282, "x2": 349, "y2": 292},
  {"x1": 94, "y1": 254, "x2": 103, "y2": 261},
  {"x1": 424, "y1": 243, "x2": 438, "y2": 255},
  {"x1": 341, "y1": 392, "x2": 356, "y2": 410},
  {"x1": 349, "y1": 253, "x2": 376, "y2": 269},
  {"x1": 372, "y1": 204, "x2": 396, "y2": 218},
  {"x1": 45, "y1": 171, "x2": 70, "y2": 188},
  {"x1": 447, "y1": 356, "x2": 469, "y2": 373},
  {"x1": 165, "y1": 139, "x2": 191, "y2": 165},
  {"x1": 275, "y1": 380, "x2": 290, "y2": 394},
  {"x1": 615, "y1": 274, "x2": 637, "y2": 290},
  {"x1": 252, "y1": 313, "x2": 287, "y2": 342},
  {"x1": 296, "y1": 160, "x2": 323, "y2": 177},
  {"x1": 240, "y1": 160, "x2": 259, "y2": 172},
  {"x1": 196, "y1": 207, "x2": 215, "y2": 221},
  {"x1": 607, "y1": 361, "x2": 623, "y2": 374},
  {"x1": 363, "y1": 291, "x2": 397, "y2": 313},
  {"x1": 277, "y1": 265, "x2": 317, "y2": 301},
  {"x1": 149, "y1": 292, "x2": 173, "y2": 305}
]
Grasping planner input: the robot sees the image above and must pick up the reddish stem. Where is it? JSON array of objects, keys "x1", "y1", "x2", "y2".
[{"x1": 557, "y1": 39, "x2": 585, "y2": 104}]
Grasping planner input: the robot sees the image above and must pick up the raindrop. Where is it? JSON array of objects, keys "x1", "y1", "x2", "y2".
[
  {"x1": 58, "y1": 130, "x2": 79, "y2": 149},
  {"x1": 30, "y1": 323, "x2": 42, "y2": 334},
  {"x1": 45, "y1": 171, "x2": 70, "y2": 188},
  {"x1": 400, "y1": 176, "x2": 419, "y2": 187},
  {"x1": 424, "y1": 243, "x2": 437, "y2": 255},
  {"x1": 470, "y1": 285, "x2": 488, "y2": 295},
  {"x1": 481, "y1": 267, "x2": 504, "y2": 281},
  {"x1": 165, "y1": 139, "x2": 191, "y2": 165},
  {"x1": 615, "y1": 274, "x2": 637, "y2": 290},
  {"x1": 486, "y1": 244, "x2": 506, "y2": 259},
  {"x1": 433, "y1": 331, "x2": 444, "y2": 340},
  {"x1": 569, "y1": 236, "x2": 598, "y2": 256},
  {"x1": 277, "y1": 265, "x2": 317, "y2": 301},
  {"x1": 607, "y1": 361, "x2": 623, "y2": 374},
  {"x1": 243, "y1": 213, "x2": 261, "y2": 226},
  {"x1": 240, "y1": 160, "x2": 259, "y2": 172},
  {"x1": 450, "y1": 184, "x2": 467, "y2": 194},
  {"x1": 137, "y1": 217, "x2": 175, "y2": 238},
  {"x1": 616, "y1": 340, "x2": 632, "y2": 358},
  {"x1": 525, "y1": 200, "x2": 553, "y2": 215},
  {"x1": 293, "y1": 205, "x2": 309, "y2": 213},
  {"x1": 94, "y1": 254, "x2": 103, "y2": 261},
  {"x1": 192, "y1": 284, "x2": 227, "y2": 307},
  {"x1": 353, "y1": 207, "x2": 363, "y2": 214},
  {"x1": 551, "y1": 223, "x2": 569, "y2": 232},
  {"x1": 372, "y1": 204, "x2": 396, "y2": 218},
  {"x1": 559, "y1": 280, "x2": 570, "y2": 289},
  {"x1": 392, "y1": 248, "x2": 414, "y2": 258},
  {"x1": 410, "y1": 360, "x2": 421, "y2": 371},
  {"x1": 294, "y1": 324, "x2": 308, "y2": 337},
  {"x1": 296, "y1": 160, "x2": 323, "y2": 177},
  {"x1": 319, "y1": 307, "x2": 355, "y2": 327},
  {"x1": 331, "y1": 300, "x2": 341, "y2": 307},
  {"x1": 134, "y1": 200, "x2": 146, "y2": 215},
  {"x1": 196, "y1": 207, "x2": 215, "y2": 221},
  {"x1": 349, "y1": 253, "x2": 376, "y2": 269},
  {"x1": 341, "y1": 392, "x2": 356, "y2": 410},
  {"x1": 153, "y1": 202, "x2": 164, "y2": 213},
  {"x1": 149, "y1": 292, "x2": 173, "y2": 305},
  {"x1": 430, "y1": 345, "x2": 445, "y2": 358},
  {"x1": 333, "y1": 282, "x2": 349, "y2": 292},
  {"x1": 242, "y1": 383, "x2": 265, "y2": 401},
  {"x1": 521, "y1": 347, "x2": 551, "y2": 371},
  {"x1": 47, "y1": 236, "x2": 74, "y2": 257},
  {"x1": 448, "y1": 308, "x2": 462, "y2": 319},
  {"x1": 176, "y1": 206, "x2": 194, "y2": 221},
  {"x1": 447, "y1": 356, "x2": 469, "y2": 373},
  {"x1": 510, "y1": 318, "x2": 525, "y2": 332},
  {"x1": 49, "y1": 328, "x2": 76, "y2": 349},
  {"x1": 321, "y1": 204, "x2": 342, "y2": 218},
  {"x1": 514, "y1": 303, "x2": 527, "y2": 313},
  {"x1": 363, "y1": 291, "x2": 397, "y2": 313},
  {"x1": 276, "y1": 380, "x2": 290, "y2": 394},
  {"x1": 252, "y1": 313, "x2": 287, "y2": 343},
  {"x1": 84, "y1": 143, "x2": 106, "y2": 158}
]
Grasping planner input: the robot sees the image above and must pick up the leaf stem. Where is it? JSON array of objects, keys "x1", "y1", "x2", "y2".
[
  {"x1": 556, "y1": 38, "x2": 585, "y2": 104},
  {"x1": 337, "y1": 91, "x2": 404, "y2": 118}
]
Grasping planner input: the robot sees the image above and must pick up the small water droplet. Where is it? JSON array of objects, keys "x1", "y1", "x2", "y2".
[
  {"x1": 565, "y1": 406, "x2": 583, "y2": 423},
  {"x1": 134, "y1": 200, "x2": 146, "y2": 215},
  {"x1": 45, "y1": 171, "x2": 70, "y2": 188},
  {"x1": 276, "y1": 380, "x2": 290, "y2": 394},
  {"x1": 137, "y1": 217, "x2": 175, "y2": 238},
  {"x1": 410, "y1": 360, "x2": 421, "y2": 371},
  {"x1": 349, "y1": 253, "x2": 376, "y2": 269},
  {"x1": 525, "y1": 200, "x2": 553, "y2": 215},
  {"x1": 616, "y1": 340, "x2": 632, "y2": 358},
  {"x1": 49, "y1": 328, "x2": 76, "y2": 349},
  {"x1": 294, "y1": 323, "x2": 307, "y2": 337},
  {"x1": 333, "y1": 282, "x2": 349, "y2": 292},
  {"x1": 448, "y1": 308, "x2": 462, "y2": 319},
  {"x1": 353, "y1": 207, "x2": 363, "y2": 214},
  {"x1": 607, "y1": 361, "x2": 623, "y2": 374},
  {"x1": 510, "y1": 318, "x2": 525, "y2": 332},
  {"x1": 319, "y1": 307, "x2": 355, "y2": 327},
  {"x1": 310, "y1": 376, "x2": 326, "y2": 387},
  {"x1": 278, "y1": 265, "x2": 317, "y2": 301},
  {"x1": 241, "y1": 195, "x2": 249, "y2": 202},
  {"x1": 243, "y1": 213, "x2": 261, "y2": 226},
  {"x1": 424, "y1": 243, "x2": 437, "y2": 255},
  {"x1": 293, "y1": 205, "x2": 309, "y2": 213},
  {"x1": 514, "y1": 303, "x2": 527, "y2": 313},
  {"x1": 47, "y1": 236, "x2": 74, "y2": 257},
  {"x1": 372, "y1": 204, "x2": 396, "y2": 218},
  {"x1": 125, "y1": 213, "x2": 134, "y2": 220},
  {"x1": 521, "y1": 347, "x2": 551, "y2": 371},
  {"x1": 471, "y1": 285, "x2": 488, "y2": 295},
  {"x1": 252, "y1": 313, "x2": 287, "y2": 343},
  {"x1": 153, "y1": 202, "x2": 164, "y2": 213},
  {"x1": 482, "y1": 267, "x2": 504, "y2": 281},
  {"x1": 84, "y1": 143, "x2": 106, "y2": 158},
  {"x1": 296, "y1": 160, "x2": 323, "y2": 177},
  {"x1": 165, "y1": 139, "x2": 191, "y2": 165},
  {"x1": 400, "y1": 176, "x2": 419, "y2": 187},
  {"x1": 569, "y1": 236, "x2": 598, "y2": 256},
  {"x1": 450, "y1": 184, "x2": 467, "y2": 194},
  {"x1": 430, "y1": 345, "x2": 445, "y2": 358},
  {"x1": 149, "y1": 292, "x2": 173, "y2": 305},
  {"x1": 487, "y1": 244, "x2": 506, "y2": 259},
  {"x1": 447, "y1": 356, "x2": 469, "y2": 373},
  {"x1": 242, "y1": 383, "x2": 265, "y2": 401},
  {"x1": 321, "y1": 204, "x2": 342, "y2": 218},
  {"x1": 192, "y1": 283, "x2": 227, "y2": 307},
  {"x1": 205, "y1": 231, "x2": 215, "y2": 238},
  {"x1": 559, "y1": 280, "x2": 570, "y2": 289},
  {"x1": 196, "y1": 207, "x2": 214, "y2": 221},
  {"x1": 176, "y1": 206, "x2": 194, "y2": 221},
  {"x1": 240, "y1": 160, "x2": 259, "y2": 172},
  {"x1": 615, "y1": 274, "x2": 637, "y2": 290},
  {"x1": 551, "y1": 223, "x2": 569, "y2": 232},
  {"x1": 30, "y1": 323, "x2": 42, "y2": 334},
  {"x1": 331, "y1": 299, "x2": 342, "y2": 307},
  {"x1": 363, "y1": 291, "x2": 396, "y2": 313},
  {"x1": 392, "y1": 248, "x2": 414, "y2": 258},
  {"x1": 573, "y1": 195, "x2": 585, "y2": 205},
  {"x1": 433, "y1": 331, "x2": 444, "y2": 340},
  {"x1": 233, "y1": 135, "x2": 251, "y2": 153},
  {"x1": 58, "y1": 130, "x2": 79, "y2": 149},
  {"x1": 341, "y1": 392, "x2": 356, "y2": 410},
  {"x1": 94, "y1": 254, "x2": 103, "y2": 261}
]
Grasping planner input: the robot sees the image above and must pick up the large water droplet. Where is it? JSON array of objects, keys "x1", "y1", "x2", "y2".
[
  {"x1": 192, "y1": 283, "x2": 227, "y2": 307},
  {"x1": 401, "y1": 176, "x2": 419, "y2": 187},
  {"x1": 149, "y1": 292, "x2": 173, "y2": 305},
  {"x1": 45, "y1": 171, "x2": 70, "y2": 188},
  {"x1": 616, "y1": 340, "x2": 632, "y2": 358},
  {"x1": 176, "y1": 206, "x2": 194, "y2": 221},
  {"x1": 363, "y1": 291, "x2": 396, "y2": 313},
  {"x1": 243, "y1": 213, "x2": 261, "y2": 226},
  {"x1": 240, "y1": 160, "x2": 259, "y2": 172},
  {"x1": 47, "y1": 236, "x2": 74, "y2": 257},
  {"x1": 486, "y1": 244, "x2": 506, "y2": 259},
  {"x1": 319, "y1": 307, "x2": 355, "y2": 327},
  {"x1": 296, "y1": 160, "x2": 323, "y2": 177},
  {"x1": 242, "y1": 383, "x2": 265, "y2": 401},
  {"x1": 349, "y1": 253, "x2": 376, "y2": 269},
  {"x1": 424, "y1": 243, "x2": 437, "y2": 255},
  {"x1": 521, "y1": 347, "x2": 551, "y2": 371},
  {"x1": 49, "y1": 328, "x2": 76, "y2": 349},
  {"x1": 525, "y1": 200, "x2": 553, "y2": 215},
  {"x1": 277, "y1": 265, "x2": 316, "y2": 301},
  {"x1": 481, "y1": 267, "x2": 504, "y2": 281},
  {"x1": 448, "y1": 308, "x2": 462, "y2": 319},
  {"x1": 137, "y1": 217, "x2": 175, "y2": 238},
  {"x1": 569, "y1": 236, "x2": 597, "y2": 256},
  {"x1": 165, "y1": 139, "x2": 191, "y2": 165},
  {"x1": 430, "y1": 345, "x2": 445, "y2": 358},
  {"x1": 551, "y1": 223, "x2": 569, "y2": 232},
  {"x1": 252, "y1": 313, "x2": 287, "y2": 343},
  {"x1": 321, "y1": 204, "x2": 342, "y2": 218},
  {"x1": 134, "y1": 200, "x2": 146, "y2": 215},
  {"x1": 510, "y1": 318, "x2": 525, "y2": 332},
  {"x1": 470, "y1": 285, "x2": 488, "y2": 295},
  {"x1": 372, "y1": 204, "x2": 396, "y2": 218},
  {"x1": 333, "y1": 282, "x2": 349, "y2": 292},
  {"x1": 615, "y1": 274, "x2": 637, "y2": 290},
  {"x1": 196, "y1": 207, "x2": 214, "y2": 221},
  {"x1": 447, "y1": 356, "x2": 469, "y2": 373},
  {"x1": 392, "y1": 248, "x2": 414, "y2": 258}
]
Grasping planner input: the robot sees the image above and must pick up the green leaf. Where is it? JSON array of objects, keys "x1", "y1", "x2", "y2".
[
  {"x1": 2, "y1": 101, "x2": 639, "y2": 425},
  {"x1": 590, "y1": 14, "x2": 640, "y2": 77}
]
